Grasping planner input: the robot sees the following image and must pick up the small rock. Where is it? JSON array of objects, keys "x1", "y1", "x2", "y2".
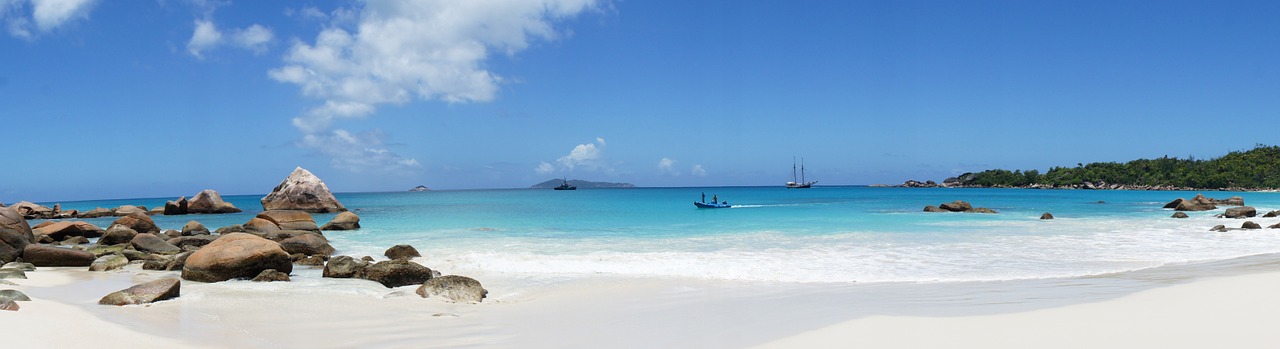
[
  {"x1": 1210, "y1": 225, "x2": 1228, "y2": 232},
  {"x1": 363, "y1": 259, "x2": 433, "y2": 288},
  {"x1": 1242, "y1": 221, "x2": 1262, "y2": 230},
  {"x1": 296, "y1": 255, "x2": 326, "y2": 266},
  {"x1": 968, "y1": 207, "x2": 998, "y2": 214},
  {"x1": 415, "y1": 275, "x2": 487, "y2": 303},
  {"x1": 320, "y1": 211, "x2": 361, "y2": 231},
  {"x1": 923, "y1": 205, "x2": 946, "y2": 213},
  {"x1": 1, "y1": 262, "x2": 35, "y2": 271},
  {"x1": 939, "y1": 201, "x2": 972, "y2": 212},
  {"x1": 279, "y1": 233, "x2": 335, "y2": 256},
  {"x1": 1264, "y1": 210, "x2": 1280, "y2": 218},
  {"x1": 89, "y1": 254, "x2": 129, "y2": 271},
  {"x1": 1, "y1": 300, "x2": 17, "y2": 311},
  {"x1": 0, "y1": 289, "x2": 31, "y2": 302},
  {"x1": 1040, "y1": 212, "x2": 1054, "y2": 220},
  {"x1": 1223, "y1": 206, "x2": 1257, "y2": 219},
  {"x1": 251, "y1": 269, "x2": 290, "y2": 282},
  {"x1": 1171, "y1": 212, "x2": 1189, "y2": 219},
  {"x1": 131, "y1": 233, "x2": 182, "y2": 255},
  {"x1": 99, "y1": 224, "x2": 140, "y2": 246},
  {"x1": 98, "y1": 278, "x2": 181, "y2": 306},
  {"x1": 110, "y1": 212, "x2": 160, "y2": 234},
  {"x1": 323, "y1": 255, "x2": 369, "y2": 278},
  {"x1": 384, "y1": 244, "x2": 421, "y2": 260},
  {"x1": 181, "y1": 221, "x2": 210, "y2": 236}
]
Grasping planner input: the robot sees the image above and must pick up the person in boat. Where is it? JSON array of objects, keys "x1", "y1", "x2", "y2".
[
  {"x1": 701, "y1": 192, "x2": 706, "y2": 203},
  {"x1": 712, "y1": 195, "x2": 718, "y2": 204}
]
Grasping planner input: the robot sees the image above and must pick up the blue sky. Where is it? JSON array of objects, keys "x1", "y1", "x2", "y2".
[{"x1": 2, "y1": 0, "x2": 1278, "y2": 202}]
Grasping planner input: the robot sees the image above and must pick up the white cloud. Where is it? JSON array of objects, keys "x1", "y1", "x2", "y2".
[
  {"x1": 186, "y1": 19, "x2": 221, "y2": 58},
  {"x1": 658, "y1": 157, "x2": 678, "y2": 175},
  {"x1": 31, "y1": 0, "x2": 96, "y2": 31},
  {"x1": 691, "y1": 164, "x2": 707, "y2": 177},
  {"x1": 535, "y1": 161, "x2": 554, "y2": 175},
  {"x1": 298, "y1": 129, "x2": 421, "y2": 173},
  {"x1": 1, "y1": 0, "x2": 98, "y2": 39},
  {"x1": 233, "y1": 24, "x2": 273, "y2": 54},
  {"x1": 271, "y1": 0, "x2": 600, "y2": 133}
]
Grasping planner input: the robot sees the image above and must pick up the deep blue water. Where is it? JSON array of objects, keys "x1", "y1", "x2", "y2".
[{"x1": 36, "y1": 187, "x2": 1280, "y2": 283}]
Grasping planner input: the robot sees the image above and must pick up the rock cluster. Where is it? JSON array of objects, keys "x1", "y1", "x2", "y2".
[{"x1": 923, "y1": 200, "x2": 998, "y2": 214}]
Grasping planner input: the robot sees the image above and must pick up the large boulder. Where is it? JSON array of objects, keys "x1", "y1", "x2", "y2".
[
  {"x1": 111, "y1": 212, "x2": 160, "y2": 235},
  {"x1": 384, "y1": 244, "x2": 421, "y2": 260},
  {"x1": 256, "y1": 210, "x2": 320, "y2": 232},
  {"x1": 181, "y1": 221, "x2": 210, "y2": 236},
  {"x1": 278, "y1": 233, "x2": 335, "y2": 257},
  {"x1": 32, "y1": 221, "x2": 105, "y2": 241},
  {"x1": 188, "y1": 189, "x2": 242, "y2": 214},
  {"x1": 260, "y1": 167, "x2": 347, "y2": 213},
  {"x1": 1215, "y1": 196, "x2": 1245, "y2": 206},
  {"x1": 320, "y1": 212, "x2": 361, "y2": 231},
  {"x1": 181, "y1": 233, "x2": 293, "y2": 282},
  {"x1": 416, "y1": 275, "x2": 487, "y2": 303},
  {"x1": 98, "y1": 278, "x2": 181, "y2": 306},
  {"x1": 22, "y1": 245, "x2": 96, "y2": 267},
  {"x1": 1, "y1": 207, "x2": 35, "y2": 263},
  {"x1": 363, "y1": 259, "x2": 433, "y2": 288},
  {"x1": 1223, "y1": 206, "x2": 1257, "y2": 219},
  {"x1": 164, "y1": 196, "x2": 188, "y2": 215},
  {"x1": 10, "y1": 201, "x2": 54, "y2": 219},
  {"x1": 99, "y1": 224, "x2": 140, "y2": 246},
  {"x1": 131, "y1": 233, "x2": 182, "y2": 255},
  {"x1": 322, "y1": 255, "x2": 369, "y2": 278}
]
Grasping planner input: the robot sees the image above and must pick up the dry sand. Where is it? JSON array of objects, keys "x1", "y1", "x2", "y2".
[{"x1": 5, "y1": 260, "x2": 1280, "y2": 348}]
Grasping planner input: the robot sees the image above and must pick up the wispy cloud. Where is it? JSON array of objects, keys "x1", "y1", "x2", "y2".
[
  {"x1": 691, "y1": 164, "x2": 707, "y2": 177},
  {"x1": 297, "y1": 129, "x2": 421, "y2": 174},
  {"x1": 538, "y1": 137, "x2": 612, "y2": 174},
  {"x1": 658, "y1": 157, "x2": 679, "y2": 175},
  {"x1": 186, "y1": 19, "x2": 275, "y2": 59},
  {"x1": 273, "y1": 0, "x2": 599, "y2": 174},
  {"x1": 1, "y1": 0, "x2": 99, "y2": 39}
]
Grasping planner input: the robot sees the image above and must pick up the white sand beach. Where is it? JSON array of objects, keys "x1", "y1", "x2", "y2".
[{"x1": 5, "y1": 257, "x2": 1280, "y2": 348}]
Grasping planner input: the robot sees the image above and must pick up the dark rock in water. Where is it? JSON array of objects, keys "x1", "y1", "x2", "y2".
[
  {"x1": 1171, "y1": 212, "x2": 1189, "y2": 219},
  {"x1": 363, "y1": 259, "x2": 433, "y2": 288},
  {"x1": 256, "y1": 210, "x2": 320, "y2": 232},
  {"x1": 384, "y1": 244, "x2": 421, "y2": 260},
  {"x1": 1210, "y1": 225, "x2": 1228, "y2": 232},
  {"x1": 89, "y1": 254, "x2": 129, "y2": 271},
  {"x1": 111, "y1": 212, "x2": 160, "y2": 235},
  {"x1": 939, "y1": 201, "x2": 972, "y2": 212},
  {"x1": 0, "y1": 289, "x2": 31, "y2": 302},
  {"x1": 1214, "y1": 196, "x2": 1245, "y2": 206},
  {"x1": 260, "y1": 167, "x2": 347, "y2": 213},
  {"x1": 1264, "y1": 211, "x2": 1280, "y2": 218},
  {"x1": 416, "y1": 275, "x2": 487, "y2": 303},
  {"x1": 251, "y1": 269, "x2": 290, "y2": 282},
  {"x1": 1222, "y1": 206, "x2": 1256, "y2": 219},
  {"x1": 181, "y1": 233, "x2": 293, "y2": 283},
  {"x1": 320, "y1": 212, "x2": 361, "y2": 231},
  {"x1": 0, "y1": 269, "x2": 27, "y2": 279},
  {"x1": 22, "y1": 245, "x2": 95, "y2": 267},
  {"x1": 0, "y1": 207, "x2": 35, "y2": 264},
  {"x1": 164, "y1": 196, "x2": 189, "y2": 215},
  {"x1": 1270, "y1": 222, "x2": 1280, "y2": 229},
  {"x1": 279, "y1": 233, "x2": 335, "y2": 257},
  {"x1": 78, "y1": 207, "x2": 112, "y2": 219},
  {"x1": 1242, "y1": 221, "x2": 1262, "y2": 230},
  {"x1": 188, "y1": 189, "x2": 242, "y2": 214},
  {"x1": 296, "y1": 255, "x2": 326, "y2": 266},
  {"x1": 32, "y1": 221, "x2": 105, "y2": 241},
  {"x1": 98, "y1": 277, "x2": 181, "y2": 306},
  {"x1": 132, "y1": 233, "x2": 182, "y2": 255},
  {"x1": 968, "y1": 207, "x2": 998, "y2": 214},
  {"x1": 1040, "y1": 212, "x2": 1054, "y2": 220},
  {"x1": 923, "y1": 205, "x2": 946, "y2": 213},
  {"x1": 409, "y1": 185, "x2": 430, "y2": 192},
  {"x1": 181, "y1": 221, "x2": 210, "y2": 236},
  {"x1": 323, "y1": 255, "x2": 369, "y2": 278}
]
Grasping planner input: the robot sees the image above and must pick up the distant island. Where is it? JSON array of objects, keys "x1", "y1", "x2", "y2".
[
  {"x1": 530, "y1": 179, "x2": 636, "y2": 189},
  {"x1": 409, "y1": 185, "x2": 429, "y2": 192},
  {"x1": 898, "y1": 145, "x2": 1280, "y2": 191}
]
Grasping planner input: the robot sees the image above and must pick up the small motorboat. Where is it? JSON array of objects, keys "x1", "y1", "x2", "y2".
[
  {"x1": 553, "y1": 178, "x2": 576, "y2": 190},
  {"x1": 694, "y1": 201, "x2": 731, "y2": 208}
]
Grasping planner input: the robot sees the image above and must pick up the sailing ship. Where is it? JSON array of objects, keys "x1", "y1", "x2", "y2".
[
  {"x1": 553, "y1": 178, "x2": 576, "y2": 190},
  {"x1": 785, "y1": 157, "x2": 817, "y2": 189}
]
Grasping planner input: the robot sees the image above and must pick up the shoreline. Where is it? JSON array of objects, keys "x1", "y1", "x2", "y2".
[{"x1": 6, "y1": 253, "x2": 1280, "y2": 348}]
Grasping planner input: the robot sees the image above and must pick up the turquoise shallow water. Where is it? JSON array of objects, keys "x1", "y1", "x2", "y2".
[{"x1": 41, "y1": 187, "x2": 1280, "y2": 284}]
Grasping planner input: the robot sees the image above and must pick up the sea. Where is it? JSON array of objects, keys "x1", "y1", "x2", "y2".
[{"x1": 39, "y1": 186, "x2": 1280, "y2": 287}]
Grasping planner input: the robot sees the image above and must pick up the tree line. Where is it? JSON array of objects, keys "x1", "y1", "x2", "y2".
[{"x1": 963, "y1": 145, "x2": 1280, "y2": 189}]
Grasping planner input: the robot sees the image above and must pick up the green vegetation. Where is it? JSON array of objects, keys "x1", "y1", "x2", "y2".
[{"x1": 963, "y1": 145, "x2": 1280, "y2": 189}]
